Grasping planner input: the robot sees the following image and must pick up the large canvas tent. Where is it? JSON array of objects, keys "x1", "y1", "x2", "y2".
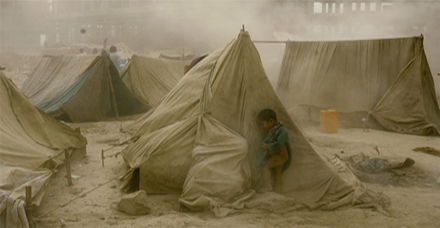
[
  {"x1": 277, "y1": 35, "x2": 440, "y2": 135},
  {"x1": 0, "y1": 72, "x2": 87, "y2": 227},
  {"x1": 120, "y1": 31, "x2": 387, "y2": 217},
  {"x1": 119, "y1": 54, "x2": 190, "y2": 106},
  {"x1": 20, "y1": 52, "x2": 149, "y2": 122}
]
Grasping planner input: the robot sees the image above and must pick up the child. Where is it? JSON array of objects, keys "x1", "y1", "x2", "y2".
[
  {"x1": 109, "y1": 45, "x2": 128, "y2": 71},
  {"x1": 257, "y1": 109, "x2": 292, "y2": 193}
]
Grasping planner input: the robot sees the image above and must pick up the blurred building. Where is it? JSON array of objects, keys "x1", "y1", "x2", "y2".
[
  {"x1": 49, "y1": 0, "x2": 438, "y2": 42},
  {"x1": 280, "y1": 0, "x2": 438, "y2": 40},
  {"x1": 47, "y1": 0, "x2": 154, "y2": 51},
  {"x1": 0, "y1": 0, "x2": 49, "y2": 53},
  {"x1": 1, "y1": 0, "x2": 438, "y2": 67}
]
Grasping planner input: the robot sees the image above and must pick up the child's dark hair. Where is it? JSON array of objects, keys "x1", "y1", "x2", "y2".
[
  {"x1": 258, "y1": 109, "x2": 277, "y2": 121},
  {"x1": 110, "y1": 45, "x2": 117, "y2": 53}
]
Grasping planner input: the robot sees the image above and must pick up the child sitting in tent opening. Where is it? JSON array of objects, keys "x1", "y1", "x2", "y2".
[{"x1": 257, "y1": 109, "x2": 292, "y2": 193}]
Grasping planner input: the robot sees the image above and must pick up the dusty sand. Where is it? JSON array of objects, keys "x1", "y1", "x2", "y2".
[{"x1": 31, "y1": 117, "x2": 440, "y2": 228}]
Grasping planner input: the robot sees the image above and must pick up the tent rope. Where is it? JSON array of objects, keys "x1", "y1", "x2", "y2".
[{"x1": 37, "y1": 178, "x2": 116, "y2": 218}]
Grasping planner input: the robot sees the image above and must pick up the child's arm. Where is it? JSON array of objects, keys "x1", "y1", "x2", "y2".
[
  {"x1": 266, "y1": 129, "x2": 289, "y2": 154},
  {"x1": 261, "y1": 142, "x2": 268, "y2": 150}
]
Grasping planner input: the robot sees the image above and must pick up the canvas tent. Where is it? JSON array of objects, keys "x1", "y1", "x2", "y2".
[
  {"x1": 119, "y1": 54, "x2": 190, "y2": 106},
  {"x1": 20, "y1": 52, "x2": 149, "y2": 122},
  {"x1": 0, "y1": 72, "x2": 87, "y2": 227},
  {"x1": 277, "y1": 35, "x2": 440, "y2": 136},
  {"x1": 120, "y1": 31, "x2": 388, "y2": 217}
]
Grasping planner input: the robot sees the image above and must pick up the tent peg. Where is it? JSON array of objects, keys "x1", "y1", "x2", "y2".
[
  {"x1": 64, "y1": 150, "x2": 73, "y2": 186},
  {"x1": 25, "y1": 186, "x2": 35, "y2": 228}
]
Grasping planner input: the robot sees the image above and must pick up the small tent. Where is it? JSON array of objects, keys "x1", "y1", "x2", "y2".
[
  {"x1": 0, "y1": 72, "x2": 87, "y2": 227},
  {"x1": 119, "y1": 54, "x2": 190, "y2": 106},
  {"x1": 277, "y1": 35, "x2": 440, "y2": 135},
  {"x1": 120, "y1": 31, "x2": 387, "y2": 217},
  {"x1": 20, "y1": 52, "x2": 149, "y2": 122}
]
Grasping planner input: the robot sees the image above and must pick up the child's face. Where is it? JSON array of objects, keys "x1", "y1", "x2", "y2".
[{"x1": 258, "y1": 119, "x2": 275, "y2": 131}]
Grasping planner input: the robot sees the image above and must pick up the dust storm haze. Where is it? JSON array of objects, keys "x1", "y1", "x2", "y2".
[{"x1": 0, "y1": 0, "x2": 439, "y2": 93}]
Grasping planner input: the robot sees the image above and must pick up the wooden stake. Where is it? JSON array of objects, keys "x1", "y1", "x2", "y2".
[
  {"x1": 362, "y1": 114, "x2": 370, "y2": 132},
  {"x1": 25, "y1": 186, "x2": 34, "y2": 228},
  {"x1": 64, "y1": 150, "x2": 73, "y2": 186},
  {"x1": 101, "y1": 149, "x2": 105, "y2": 167}
]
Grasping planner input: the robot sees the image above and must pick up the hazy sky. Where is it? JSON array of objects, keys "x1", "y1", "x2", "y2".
[
  {"x1": 2, "y1": 0, "x2": 439, "y2": 92},
  {"x1": 129, "y1": 1, "x2": 439, "y2": 87}
]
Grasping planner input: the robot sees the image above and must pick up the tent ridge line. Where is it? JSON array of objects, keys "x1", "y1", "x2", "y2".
[{"x1": 254, "y1": 35, "x2": 423, "y2": 44}]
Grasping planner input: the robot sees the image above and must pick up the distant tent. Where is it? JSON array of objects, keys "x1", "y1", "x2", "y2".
[
  {"x1": 277, "y1": 35, "x2": 440, "y2": 135},
  {"x1": 0, "y1": 72, "x2": 87, "y2": 227},
  {"x1": 119, "y1": 54, "x2": 190, "y2": 106},
  {"x1": 120, "y1": 31, "x2": 388, "y2": 217},
  {"x1": 20, "y1": 52, "x2": 149, "y2": 122}
]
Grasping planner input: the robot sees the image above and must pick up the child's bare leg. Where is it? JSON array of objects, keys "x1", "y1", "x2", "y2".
[
  {"x1": 273, "y1": 165, "x2": 283, "y2": 193},
  {"x1": 258, "y1": 164, "x2": 273, "y2": 193},
  {"x1": 267, "y1": 146, "x2": 288, "y2": 193},
  {"x1": 267, "y1": 146, "x2": 288, "y2": 168},
  {"x1": 267, "y1": 155, "x2": 286, "y2": 168}
]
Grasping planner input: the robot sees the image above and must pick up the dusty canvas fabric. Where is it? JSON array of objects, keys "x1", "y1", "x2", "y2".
[
  {"x1": 120, "y1": 55, "x2": 190, "y2": 106},
  {"x1": 0, "y1": 167, "x2": 52, "y2": 228},
  {"x1": 0, "y1": 72, "x2": 87, "y2": 227},
  {"x1": 20, "y1": 53, "x2": 148, "y2": 122},
  {"x1": 121, "y1": 31, "x2": 388, "y2": 217},
  {"x1": 21, "y1": 55, "x2": 96, "y2": 104},
  {"x1": 277, "y1": 36, "x2": 440, "y2": 135}
]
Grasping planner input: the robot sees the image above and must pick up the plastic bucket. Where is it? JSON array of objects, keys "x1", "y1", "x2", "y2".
[{"x1": 320, "y1": 109, "x2": 338, "y2": 133}]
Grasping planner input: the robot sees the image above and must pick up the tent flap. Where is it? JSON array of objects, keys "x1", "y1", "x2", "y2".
[
  {"x1": 179, "y1": 115, "x2": 253, "y2": 216},
  {"x1": 372, "y1": 49, "x2": 440, "y2": 135}
]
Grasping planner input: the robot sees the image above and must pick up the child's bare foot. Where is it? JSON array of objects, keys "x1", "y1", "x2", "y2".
[
  {"x1": 179, "y1": 205, "x2": 189, "y2": 212},
  {"x1": 274, "y1": 186, "x2": 282, "y2": 194},
  {"x1": 258, "y1": 186, "x2": 273, "y2": 194}
]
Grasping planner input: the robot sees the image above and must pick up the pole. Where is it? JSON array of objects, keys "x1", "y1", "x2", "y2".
[
  {"x1": 25, "y1": 186, "x2": 35, "y2": 228},
  {"x1": 253, "y1": 41, "x2": 288, "y2": 44},
  {"x1": 101, "y1": 149, "x2": 105, "y2": 167},
  {"x1": 64, "y1": 150, "x2": 73, "y2": 186},
  {"x1": 107, "y1": 68, "x2": 119, "y2": 120}
]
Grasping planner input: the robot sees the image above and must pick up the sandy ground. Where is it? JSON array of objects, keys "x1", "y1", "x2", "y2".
[{"x1": 30, "y1": 117, "x2": 440, "y2": 228}]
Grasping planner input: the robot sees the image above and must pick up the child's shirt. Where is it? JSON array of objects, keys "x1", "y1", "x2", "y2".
[
  {"x1": 257, "y1": 123, "x2": 292, "y2": 172},
  {"x1": 110, "y1": 53, "x2": 128, "y2": 71}
]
